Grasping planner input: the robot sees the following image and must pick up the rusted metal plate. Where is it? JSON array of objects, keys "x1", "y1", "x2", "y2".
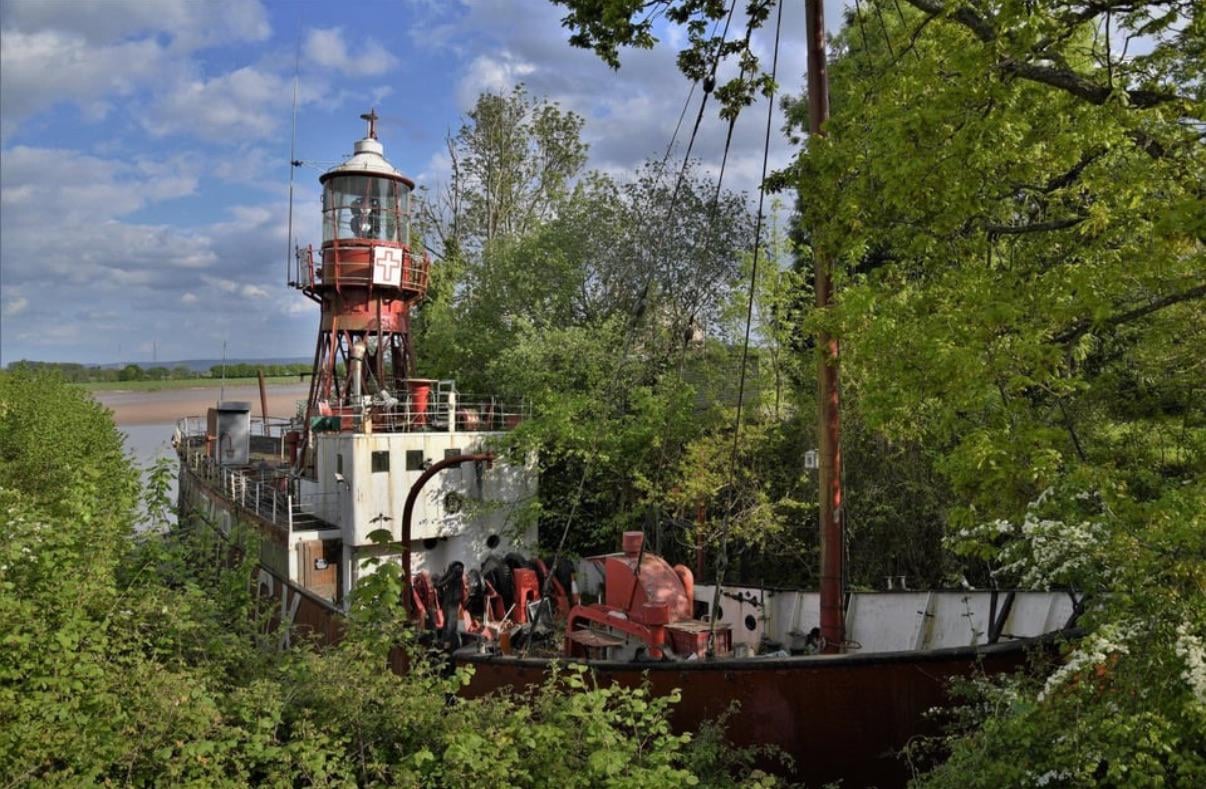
[
  {"x1": 567, "y1": 629, "x2": 626, "y2": 648},
  {"x1": 456, "y1": 643, "x2": 1040, "y2": 787}
]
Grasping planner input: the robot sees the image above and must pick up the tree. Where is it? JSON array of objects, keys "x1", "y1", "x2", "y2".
[
  {"x1": 117, "y1": 363, "x2": 144, "y2": 381},
  {"x1": 550, "y1": 0, "x2": 1205, "y2": 780},
  {"x1": 423, "y1": 84, "x2": 589, "y2": 258},
  {"x1": 790, "y1": 3, "x2": 1205, "y2": 783},
  {"x1": 0, "y1": 370, "x2": 769, "y2": 785}
]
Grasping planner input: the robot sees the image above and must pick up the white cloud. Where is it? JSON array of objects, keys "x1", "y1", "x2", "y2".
[
  {"x1": 0, "y1": 0, "x2": 270, "y2": 48},
  {"x1": 2, "y1": 295, "x2": 28, "y2": 316},
  {"x1": 0, "y1": 145, "x2": 199, "y2": 223},
  {"x1": 201, "y1": 276, "x2": 271, "y2": 301},
  {"x1": 0, "y1": 145, "x2": 218, "y2": 304},
  {"x1": 144, "y1": 66, "x2": 293, "y2": 141},
  {"x1": 456, "y1": 52, "x2": 536, "y2": 106},
  {"x1": 427, "y1": 0, "x2": 822, "y2": 197},
  {"x1": 0, "y1": 0, "x2": 272, "y2": 136},
  {"x1": 306, "y1": 27, "x2": 399, "y2": 77},
  {"x1": 181, "y1": 292, "x2": 199, "y2": 305},
  {"x1": 0, "y1": 29, "x2": 166, "y2": 132}
]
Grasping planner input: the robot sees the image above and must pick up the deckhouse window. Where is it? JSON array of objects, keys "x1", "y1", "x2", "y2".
[{"x1": 371, "y1": 451, "x2": 390, "y2": 473}]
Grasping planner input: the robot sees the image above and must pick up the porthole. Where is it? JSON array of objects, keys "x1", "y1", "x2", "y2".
[
  {"x1": 486, "y1": 534, "x2": 501, "y2": 550},
  {"x1": 423, "y1": 538, "x2": 439, "y2": 550},
  {"x1": 744, "y1": 614, "x2": 757, "y2": 632}
]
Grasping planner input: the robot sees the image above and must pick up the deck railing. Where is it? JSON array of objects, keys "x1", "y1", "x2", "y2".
[
  {"x1": 311, "y1": 389, "x2": 530, "y2": 435},
  {"x1": 292, "y1": 243, "x2": 430, "y2": 294},
  {"x1": 175, "y1": 417, "x2": 343, "y2": 534},
  {"x1": 176, "y1": 444, "x2": 294, "y2": 533}
]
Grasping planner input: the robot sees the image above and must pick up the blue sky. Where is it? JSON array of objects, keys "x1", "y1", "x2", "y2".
[{"x1": 1, "y1": 0, "x2": 839, "y2": 365}]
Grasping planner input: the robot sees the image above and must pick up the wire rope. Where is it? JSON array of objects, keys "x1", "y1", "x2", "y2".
[
  {"x1": 523, "y1": 0, "x2": 742, "y2": 656},
  {"x1": 706, "y1": 0, "x2": 783, "y2": 658}
]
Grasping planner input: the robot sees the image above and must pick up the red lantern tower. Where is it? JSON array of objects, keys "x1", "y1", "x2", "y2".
[{"x1": 293, "y1": 111, "x2": 430, "y2": 457}]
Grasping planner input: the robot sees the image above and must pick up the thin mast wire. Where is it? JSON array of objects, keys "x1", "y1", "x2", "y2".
[
  {"x1": 523, "y1": 1, "x2": 740, "y2": 657},
  {"x1": 285, "y1": 14, "x2": 301, "y2": 287},
  {"x1": 706, "y1": 0, "x2": 783, "y2": 658}
]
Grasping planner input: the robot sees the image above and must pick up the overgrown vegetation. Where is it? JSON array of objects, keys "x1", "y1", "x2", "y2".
[
  {"x1": 0, "y1": 368, "x2": 772, "y2": 786},
  {"x1": 409, "y1": 83, "x2": 951, "y2": 588},
  {"x1": 548, "y1": 0, "x2": 1206, "y2": 783}
]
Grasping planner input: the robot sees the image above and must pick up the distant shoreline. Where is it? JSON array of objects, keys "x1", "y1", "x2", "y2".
[
  {"x1": 94, "y1": 382, "x2": 310, "y2": 426},
  {"x1": 78, "y1": 375, "x2": 304, "y2": 393}
]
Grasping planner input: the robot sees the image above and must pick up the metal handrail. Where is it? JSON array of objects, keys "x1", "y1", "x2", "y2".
[
  {"x1": 176, "y1": 443, "x2": 295, "y2": 533},
  {"x1": 308, "y1": 393, "x2": 531, "y2": 435},
  {"x1": 293, "y1": 243, "x2": 431, "y2": 293}
]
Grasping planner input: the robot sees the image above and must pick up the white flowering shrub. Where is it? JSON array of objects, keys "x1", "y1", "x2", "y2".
[
  {"x1": 1175, "y1": 622, "x2": 1206, "y2": 709},
  {"x1": 918, "y1": 478, "x2": 1206, "y2": 787},
  {"x1": 946, "y1": 483, "x2": 1111, "y2": 590},
  {"x1": 1036, "y1": 620, "x2": 1135, "y2": 702}
]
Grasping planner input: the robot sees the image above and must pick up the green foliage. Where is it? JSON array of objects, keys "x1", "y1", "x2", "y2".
[
  {"x1": 3, "y1": 359, "x2": 310, "y2": 385},
  {"x1": 553, "y1": 0, "x2": 778, "y2": 120},
  {"x1": 209, "y1": 362, "x2": 311, "y2": 379},
  {"x1": 415, "y1": 85, "x2": 756, "y2": 559},
  {"x1": 0, "y1": 370, "x2": 763, "y2": 786},
  {"x1": 778, "y1": 1, "x2": 1206, "y2": 782},
  {"x1": 0, "y1": 367, "x2": 139, "y2": 524},
  {"x1": 550, "y1": 0, "x2": 1204, "y2": 780},
  {"x1": 423, "y1": 84, "x2": 589, "y2": 258}
]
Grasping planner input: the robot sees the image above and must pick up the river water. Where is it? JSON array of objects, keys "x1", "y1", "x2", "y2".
[
  {"x1": 95, "y1": 383, "x2": 309, "y2": 520},
  {"x1": 120, "y1": 422, "x2": 179, "y2": 513}
]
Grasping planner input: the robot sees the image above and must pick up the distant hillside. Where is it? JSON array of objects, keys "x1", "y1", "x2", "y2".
[
  {"x1": 93, "y1": 357, "x2": 313, "y2": 372},
  {"x1": 2, "y1": 358, "x2": 315, "y2": 384},
  {"x1": 0, "y1": 357, "x2": 314, "y2": 373}
]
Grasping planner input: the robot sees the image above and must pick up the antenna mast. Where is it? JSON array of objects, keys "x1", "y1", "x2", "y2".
[
  {"x1": 285, "y1": 19, "x2": 301, "y2": 287},
  {"x1": 806, "y1": 0, "x2": 845, "y2": 652},
  {"x1": 360, "y1": 108, "x2": 379, "y2": 139}
]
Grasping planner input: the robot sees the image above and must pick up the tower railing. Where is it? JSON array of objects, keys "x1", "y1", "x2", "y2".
[
  {"x1": 292, "y1": 243, "x2": 430, "y2": 294},
  {"x1": 176, "y1": 444, "x2": 294, "y2": 534},
  {"x1": 309, "y1": 392, "x2": 530, "y2": 435}
]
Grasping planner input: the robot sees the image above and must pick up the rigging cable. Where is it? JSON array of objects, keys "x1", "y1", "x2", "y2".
[
  {"x1": 665, "y1": 0, "x2": 738, "y2": 213},
  {"x1": 522, "y1": 0, "x2": 740, "y2": 657},
  {"x1": 660, "y1": 80, "x2": 698, "y2": 170},
  {"x1": 853, "y1": 0, "x2": 872, "y2": 55},
  {"x1": 644, "y1": 0, "x2": 760, "y2": 556},
  {"x1": 872, "y1": 0, "x2": 897, "y2": 60},
  {"x1": 706, "y1": 0, "x2": 783, "y2": 658},
  {"x1": 709, "y1": 0, "x2": 766, "y2": 209}
]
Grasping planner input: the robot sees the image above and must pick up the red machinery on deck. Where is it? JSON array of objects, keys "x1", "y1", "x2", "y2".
[{"x1": 565, "y1": 532, "x2": 731, "y2": 660}]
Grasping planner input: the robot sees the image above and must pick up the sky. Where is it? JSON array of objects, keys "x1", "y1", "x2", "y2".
[{"x1": 0, "y1": 0, "x2": 845, "y2": 366}]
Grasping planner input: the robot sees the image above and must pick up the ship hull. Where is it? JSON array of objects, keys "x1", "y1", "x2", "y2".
[
  {"x1": 180, "y1": 463, "x2": 1062, "y2": 787},
  {"x1": 458, "y1": 644, "x2": 1036, "y2": 786}
]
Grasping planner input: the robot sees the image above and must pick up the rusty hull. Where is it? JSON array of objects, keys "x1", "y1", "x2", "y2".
[
  {"x1": 456, "y1": 643, "x2": 1036, "y2": 787},
  {"x1": 182, "y1": 470, "x2": 1049, "y2": 787}
]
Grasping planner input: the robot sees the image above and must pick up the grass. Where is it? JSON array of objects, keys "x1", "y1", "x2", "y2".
[{"x1": 78, "y1": 376, "x2": 306, "y2": 392}]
